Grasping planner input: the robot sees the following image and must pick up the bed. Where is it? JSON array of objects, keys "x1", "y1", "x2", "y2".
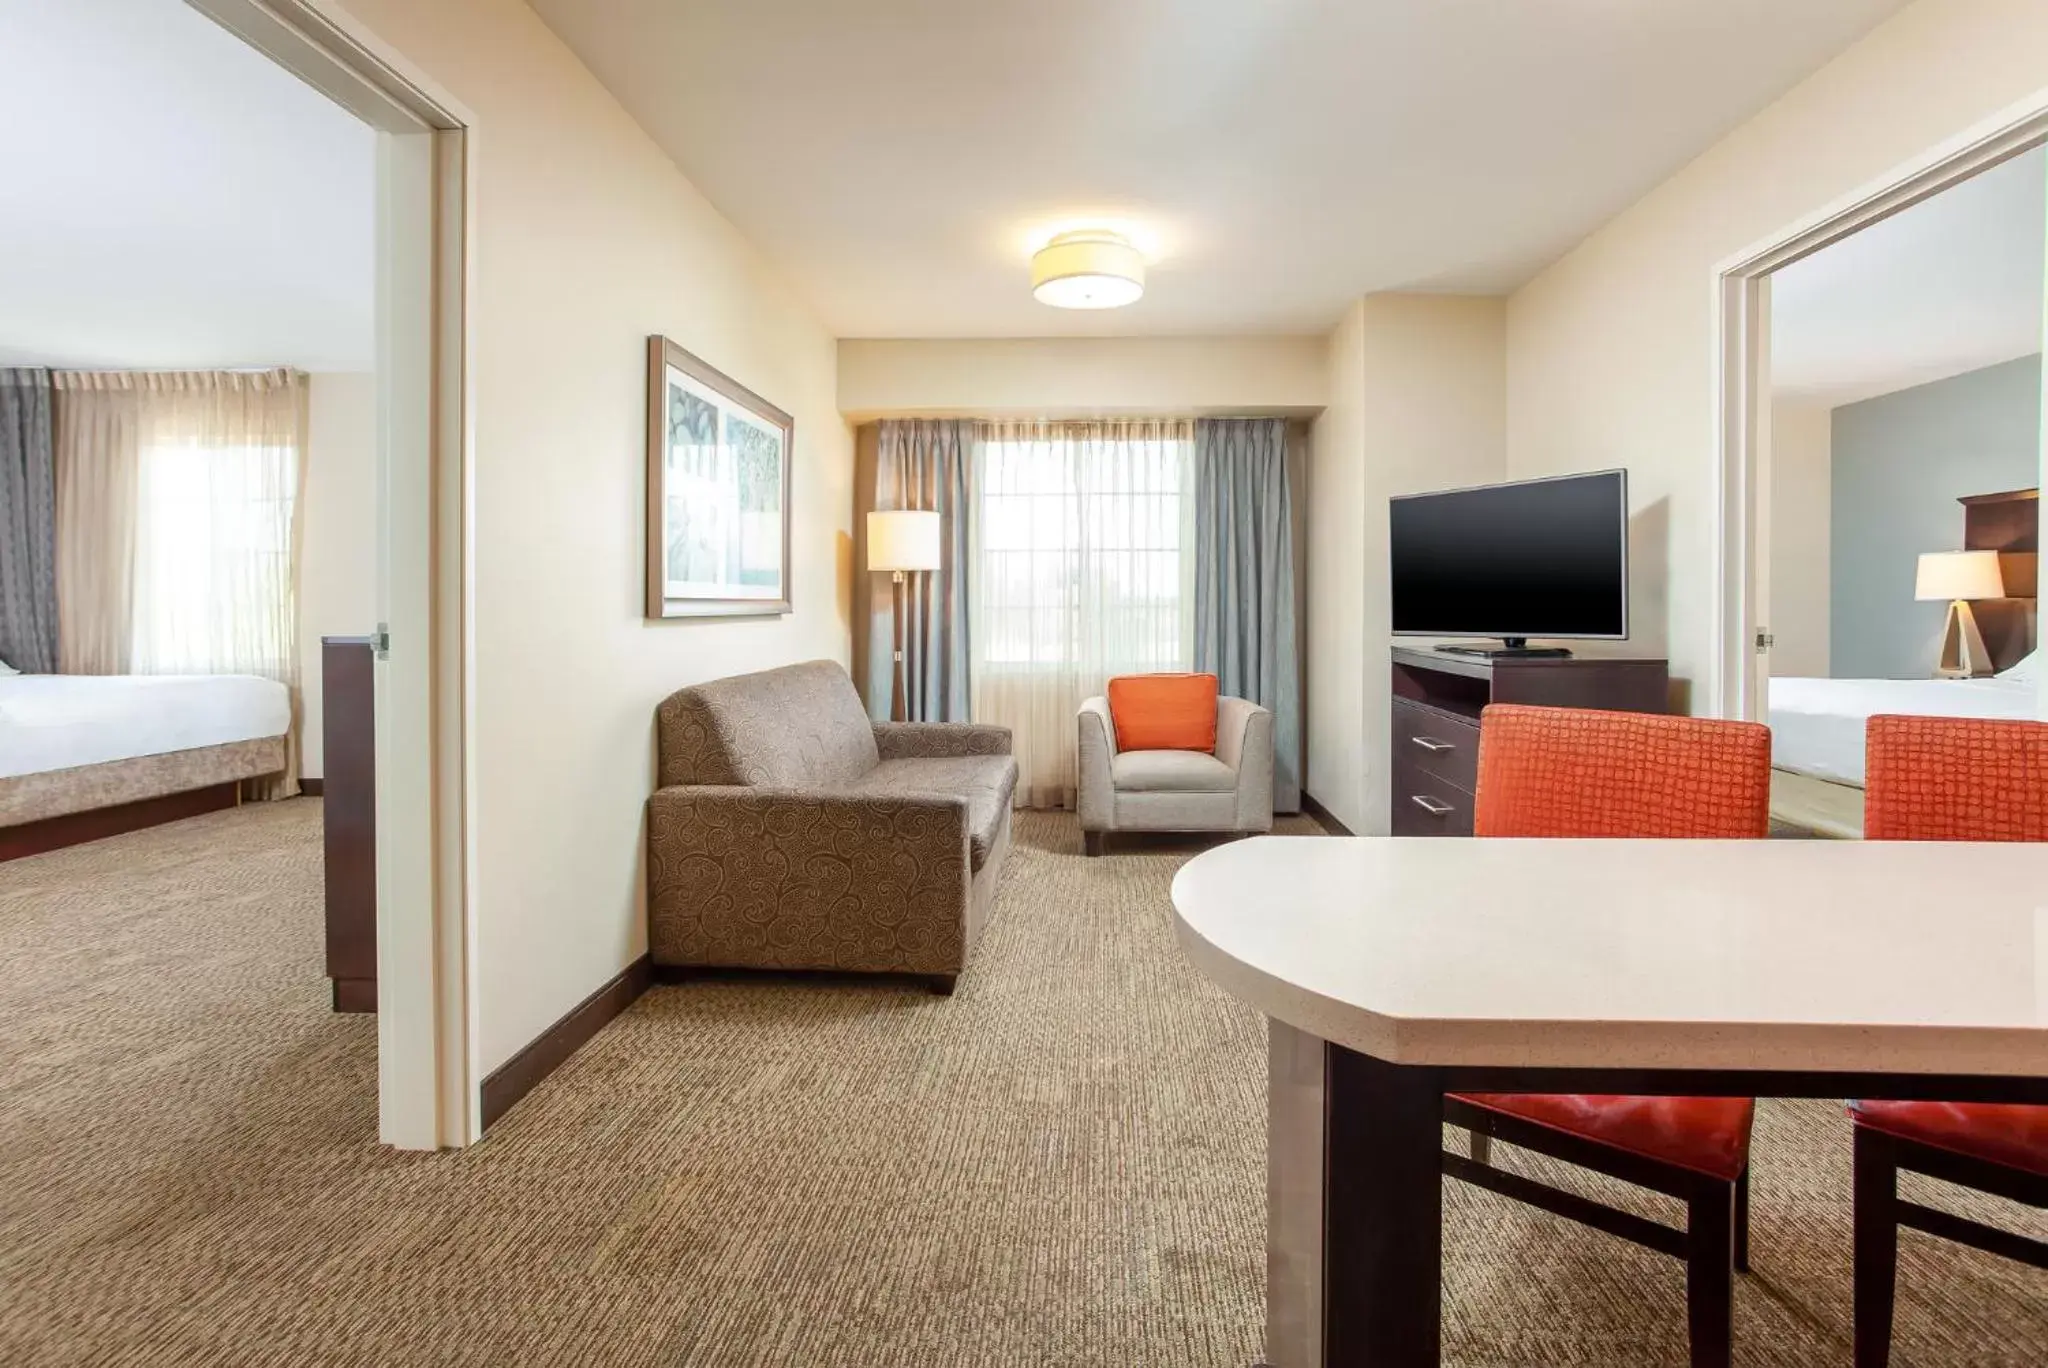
[
  {"x1": 1767, "y1": 657, "x2": 2038, "y2": 838},
  {"x1": 0, "y1": 673, "x2": 291, "y2": 853}
]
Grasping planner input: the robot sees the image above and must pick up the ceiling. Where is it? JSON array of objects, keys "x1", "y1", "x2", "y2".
[
  {"x1": 1770, "y1": 147, "x2": 2046, "y2": 407},
  {"x1": 0, "y1": 0, "x2": 374, "y2": 372},
  {"x1": 530, "y1": 0, "x2": 1910, "y2": 338}
]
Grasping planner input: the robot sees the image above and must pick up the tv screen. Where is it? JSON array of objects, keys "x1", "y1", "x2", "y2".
[{"x1": 1390, "y1": 469, "x2": 1628, "y2": 641}]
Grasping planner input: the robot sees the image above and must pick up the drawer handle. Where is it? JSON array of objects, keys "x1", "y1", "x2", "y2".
[
  {"x1": 1411, "y1": 736, "x2": 1456, "y2": 754},
  {"x1": 1410, "y1": 794, "x2": 1455, "y2": 816}
]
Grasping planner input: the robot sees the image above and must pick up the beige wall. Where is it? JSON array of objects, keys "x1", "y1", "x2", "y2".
[
  {"x1": 837, "y1": 335, "x2": 1326, "y2": 419},
  {"x1": 339, "y1": 0, "x2": 852, "y2": 1073},
  {"x1": 1766, "y1": 400, "x2": 1833, "y2": 678},
  {"x1": 1306, "y1": 295, "x2": 1507, "y2": 835},
  {"x1": 1504, "y1": 0, "x2": 2048, "y2": 706},
  {"x1": 298, "y1": 371, "x2": 378, "y2": 779},
  {"x1": 1307, "y1": 303, "x2": 1367, "y2": 832}
]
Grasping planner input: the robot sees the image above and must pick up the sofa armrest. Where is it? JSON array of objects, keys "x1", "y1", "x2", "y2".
[
  {"x1": 1216, "y1": 696, "x2": 1275, "y2": 832},
  {"x1": 647, "y1": 785, "x2": 972, "y2": 974},
  {"x1": 872, "y1": 721, "x2": 1012, "y2": 760},
  {"x1": 1077, "y1": 696, "x2": 1116, "y2": 832}
]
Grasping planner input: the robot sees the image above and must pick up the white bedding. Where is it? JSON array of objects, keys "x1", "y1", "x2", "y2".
[
  {"x1": 0, "y1": 674, "x2": 291, "y2": 780},
  {"x1": 1766, "y1": 674, "x2": 2038, "y2": 787}
]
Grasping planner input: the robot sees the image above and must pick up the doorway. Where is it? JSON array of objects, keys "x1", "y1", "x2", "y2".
[{"x1": 188, "y1": 0, "x2": 475, "y2": 1148}]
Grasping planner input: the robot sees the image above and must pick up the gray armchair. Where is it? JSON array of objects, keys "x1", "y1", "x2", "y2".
[{"x1": 1077, "y1": 693, "x2": 1274, "y2": 855}]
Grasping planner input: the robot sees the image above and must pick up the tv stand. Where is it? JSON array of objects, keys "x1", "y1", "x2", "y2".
[
  {"x1": 1435, "y1": 638, "x2": 1573, "y2": 660},
  {"x1": 1390, "y1": 646, "x2": 1668, "y2": 837}
]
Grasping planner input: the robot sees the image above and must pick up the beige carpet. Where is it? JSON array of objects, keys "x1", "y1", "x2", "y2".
[{"x1": 0, "y1": 801, "x2": 2040, "y2": 1367}]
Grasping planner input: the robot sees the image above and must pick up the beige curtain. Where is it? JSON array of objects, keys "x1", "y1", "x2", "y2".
[
  {"x1": 55, "y1": 369, "x2": 310, "y2": 798},
  {"x1": 54, "y1": 374, "x2": 141, "y2": 675},
  {"x1": 970, "y1": 419, "x2": 1196, "y2": 808}
]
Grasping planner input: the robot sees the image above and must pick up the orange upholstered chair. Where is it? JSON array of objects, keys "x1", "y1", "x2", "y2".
[
  {"x1": 1850, "y1": 714, "x2": 2048, "y2": 1368},
  {"x1": 1447, "y1": 704, "x2": 1773, "y2": 1368}
]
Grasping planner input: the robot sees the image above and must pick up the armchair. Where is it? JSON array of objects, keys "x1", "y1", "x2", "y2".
[{"x1": 1077, "y1": 690, "x2": 1274, "y2": 855}]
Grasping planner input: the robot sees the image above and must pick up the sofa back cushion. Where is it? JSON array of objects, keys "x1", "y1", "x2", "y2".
[
  {"x1": 1106, "y1": 673, "x2": 1219, "y2": 753},
  {"x1": 657, "y1": 660, "x2": 881, "y2": 788}
]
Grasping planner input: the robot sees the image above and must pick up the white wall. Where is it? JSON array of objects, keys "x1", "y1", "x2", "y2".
[
  {"x1": 1504, "y1": 0, "x2": 2048, "y2": 709},
  {"x1": 339, "y1": 0, "x2": 853, "y2": 1074},
  {"x1": 299, "y1": 371, "x2": 378, "y2": 778},
  {"x1": 1766, "y1": 399, "x2": 1833, "y2": 678},
  {"x1": 837, "y1": 335, "x2": 1326, "y2": 419},
  {"x1": 1306, "y1": 295, "x2": 1507, "y2": 835}
]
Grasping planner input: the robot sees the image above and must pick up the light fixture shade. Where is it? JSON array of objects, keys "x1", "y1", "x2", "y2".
[
  {"x1": 1914, "y1": 549, "x2": 2004, "y2": 601},
  {"x1": 867, "y1": 509, "x2": 942, "y2": 572},
  {"x1": 1031, "y1": 229, "x2": 1144, "y2": 309}
]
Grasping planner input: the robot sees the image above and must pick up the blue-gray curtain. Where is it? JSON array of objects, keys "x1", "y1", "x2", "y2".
[
  {"x1": 1194, "y1": 418, "x2": 1302, "y2": 811},
  {"x1": 857, "y1": 419, "x2": 973, "y2": 722},
  {"x1": 0, "y1": 369, "x2": 58, "y2": 674}
]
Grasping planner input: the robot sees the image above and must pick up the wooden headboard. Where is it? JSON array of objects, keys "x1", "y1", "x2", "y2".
[{"x1": 1959, "y1": 486, "x2": 2038, "y2": 669}]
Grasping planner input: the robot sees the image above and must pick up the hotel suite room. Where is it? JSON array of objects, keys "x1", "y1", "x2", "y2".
[{"x1": 0, "y1": 2, "x2": 2043, "y2": 1367}]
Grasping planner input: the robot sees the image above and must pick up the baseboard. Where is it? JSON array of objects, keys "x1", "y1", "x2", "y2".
[
  {"x1": 0, "y1": 783, "x2": 240, "y2": 862},
  {"x1": 298, "y1": 777, "x2": 325, "y2": 796},
  {"x1": 1300, "y1": 791, "x2": 1355, "y2": 837},
  {"x1": 481, "y1": 953, "x2": 653, "y2": 1128}
]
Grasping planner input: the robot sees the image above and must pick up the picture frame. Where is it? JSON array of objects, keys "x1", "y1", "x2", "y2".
[{"x1": 645, "y1": 335, "x2": 794, "y2": 619}]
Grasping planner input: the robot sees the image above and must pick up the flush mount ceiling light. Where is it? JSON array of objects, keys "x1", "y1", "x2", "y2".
[{"x1": 1030, "y1": 229, "x2": 1145, "y2": 309}]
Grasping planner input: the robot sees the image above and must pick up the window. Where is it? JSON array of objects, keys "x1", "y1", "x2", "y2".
[
  {"x1": 973, "y1": 422, "x2": 1193, "y2": 675},
  {"x1": 969, "y1": 419, "x2": 1195, "y2": 808}
]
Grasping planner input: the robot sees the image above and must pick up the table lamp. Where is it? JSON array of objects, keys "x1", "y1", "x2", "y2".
[
  {"x1": 867, "y1": 509, "x2": 941, "y2": 720},
  {"x1": 1914, "y1": 549, "x2": 2004, "y2": 678}
]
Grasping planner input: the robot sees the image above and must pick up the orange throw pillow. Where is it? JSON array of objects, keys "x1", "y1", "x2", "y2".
[{"x1": 1107, "y1": 673, "x2": 1219, "y2": 753}]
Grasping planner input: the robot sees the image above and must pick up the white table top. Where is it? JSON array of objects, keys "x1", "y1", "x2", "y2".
[{"x1": 1170, "y1": 837, "x2": 2048, "y2": 1076}]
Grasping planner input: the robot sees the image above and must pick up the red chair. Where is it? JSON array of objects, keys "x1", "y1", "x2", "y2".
[
  {"x1": 1447, "y1": 704, "x2": 1773, "y2": 1368},
  {"x1": 1851, "y1": 714, "x2": 2048, "y2": 1368}
]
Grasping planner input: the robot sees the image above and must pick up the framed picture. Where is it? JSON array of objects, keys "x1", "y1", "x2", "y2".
[{"x1": 645, "y1": 335, "x2": 793, "y2": 618}]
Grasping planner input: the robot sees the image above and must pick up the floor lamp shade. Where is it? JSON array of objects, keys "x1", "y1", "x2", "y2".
[{"x1": 867, "y1": 510, "x2": 942, "y2": 573}]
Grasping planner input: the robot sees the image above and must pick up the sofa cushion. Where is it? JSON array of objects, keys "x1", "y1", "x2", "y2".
[
  {"x1": 657, "y1": 660, "x2": 881, "y2": 788},
  {"x1": 1112, "y1": 749, "x2": 1237, "y2": 793},
  {"x1": 1106, "y1": 673, "x2": 1218, "y2": 752},
  {"x1": 846, "y1": 755, "x2": 1017, "y2": 871}
]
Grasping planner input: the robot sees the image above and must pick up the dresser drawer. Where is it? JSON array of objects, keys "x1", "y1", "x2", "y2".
[
  {"x1": 1390, "y1": 757, "x2": 1476, "y2": 838},
  {"x1": 1391, "y1": 699, "x2": 1480, "y2": 793}
]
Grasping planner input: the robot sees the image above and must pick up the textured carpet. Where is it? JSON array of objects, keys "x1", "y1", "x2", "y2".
[{"x1": 0, "y1": 801, "x2": 2039, "y2": 1367}]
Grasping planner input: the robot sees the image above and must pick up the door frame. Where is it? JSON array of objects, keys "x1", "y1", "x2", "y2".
[
  {"x1": 1711, "y1": 89, "x2": 2048, "y2": 724},
  {"x1": 186, "y1": 0, "x2": 478, "y2": 1149}
]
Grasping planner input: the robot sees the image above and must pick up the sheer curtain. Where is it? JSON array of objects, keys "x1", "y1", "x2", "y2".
[
  {"x1": 54, "y1": 370, "x2": 309, "y2": 796},
  {"x1": 970, "y1": 420, "x2": 1195, "y2": 808}
]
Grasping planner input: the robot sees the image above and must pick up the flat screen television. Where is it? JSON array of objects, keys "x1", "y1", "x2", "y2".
[{"x1": 1390, "y1": 468, "x2": 1628, "y2": 655}]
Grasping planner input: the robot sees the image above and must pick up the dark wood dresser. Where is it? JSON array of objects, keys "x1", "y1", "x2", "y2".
[
  {"x1": 322, "y1": 636, "x2": 377, "y2": 1012},
  {"x1": 1390, "y1": 646, "x2": 1669, "y2": 837}
]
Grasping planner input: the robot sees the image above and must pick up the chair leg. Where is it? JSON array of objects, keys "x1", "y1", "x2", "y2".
[
  {"x1": 1853, "y1": 1126, "x2": 1898, "y2": 1368},
  {"x1": 923, "y1": 974, "x2": 957, "y2": 996},
  {"x1": 1468, "y1": 1129, "x2": 1492, "y2": 1166},
  {"x1": 1084, "y1": 830, "x2": 1105, "y2": 857},
  {"x1": 1734, "y1": 1167, "x2": 1751, "y2": 1274},
  {"x1": 1685, "y1": 1181, "x2": 1736, "y2": 1368}
]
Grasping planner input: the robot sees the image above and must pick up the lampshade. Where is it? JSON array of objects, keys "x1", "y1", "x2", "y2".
[
  {"x1": 1914, "y1": 549, "x2": 2004, "y2": 602},
  {"x1": 1030, "y1": 229, "x2": 1144, "y2": 310},
  {"x1": 867, "y1": 509, "x2": 941, "y2": 572}
]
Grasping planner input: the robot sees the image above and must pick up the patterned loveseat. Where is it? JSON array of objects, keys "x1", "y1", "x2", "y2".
[{"x1": 647, "y1": 660, "x2": 1015, "y2": 994}]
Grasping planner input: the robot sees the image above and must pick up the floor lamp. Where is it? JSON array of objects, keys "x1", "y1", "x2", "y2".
[
  {"x1": 1915, "y1": 549, "x2": 2004, "y2": 678},
  {"x1": 867, "y1": 509, "x2": 942, "y2": 721}
]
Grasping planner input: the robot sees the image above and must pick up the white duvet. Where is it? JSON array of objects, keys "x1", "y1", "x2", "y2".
[
  {"x1": 1767, "y1": 673, "x2": 2038, "y2": 787},
  {"x1": 0, "y1": 673, "x2": 291, "y2": 780}
]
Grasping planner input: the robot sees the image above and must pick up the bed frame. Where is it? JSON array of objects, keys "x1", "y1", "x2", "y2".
[{"x1": 0, "y1": 736, "x2": 287, "y2": 862}]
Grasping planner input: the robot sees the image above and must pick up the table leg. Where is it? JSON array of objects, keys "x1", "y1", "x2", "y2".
[{"x1": 1267, "y1": 1022, "x2": 1444, "y2": 1368}]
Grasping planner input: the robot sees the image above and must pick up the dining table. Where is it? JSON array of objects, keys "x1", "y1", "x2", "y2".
[{"x1": 1169, "y1": 833, "x2": 2048, "y2": 1368}]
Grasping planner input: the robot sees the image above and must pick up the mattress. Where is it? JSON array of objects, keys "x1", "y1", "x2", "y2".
[
  {"x1": 0, "y1": 674, "x2": 291, "y2": 780},
  {"x1": 1766, "y1": 674, "x2": 2037, "y2": 787}
]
